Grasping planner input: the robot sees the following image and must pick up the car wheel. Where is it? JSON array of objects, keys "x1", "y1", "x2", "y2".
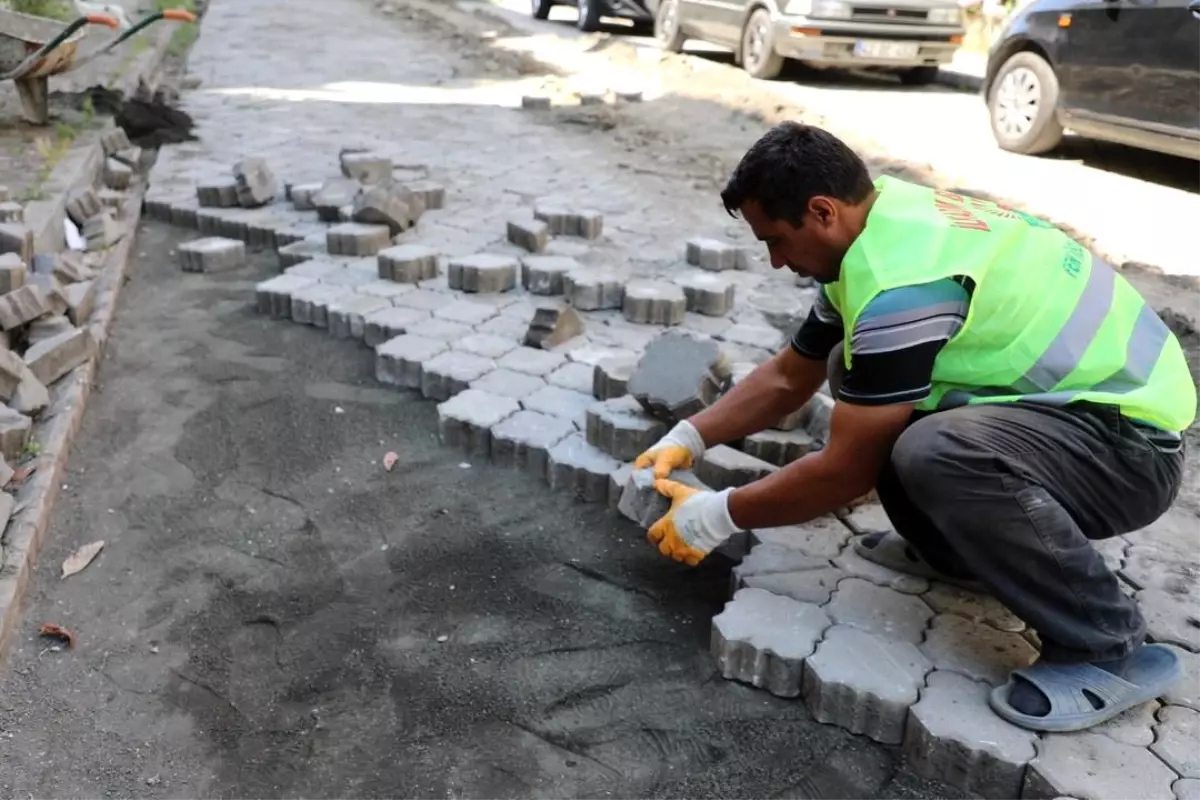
[
  {"x1": 898, "y1": 65, "x2": 938, "y2": 86},
  {"x1": 655, "y1": 0, "x2": 686, "y2": 52},
  {"x1": 741, "y1": 8, "x2": 784, "y2": 79},
  {"x1": 531, "y1": 0, "x2": 554, "y2": 19},
  {"x1": 576, "y1": 0, "x2": 603, "y2": 31},
  {"x1": 987, "y1": 51, "x2": 1064, "y2": 155}
]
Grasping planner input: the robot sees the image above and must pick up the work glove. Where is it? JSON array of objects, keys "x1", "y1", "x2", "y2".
[
  {"x1": 634, "y1": 420, "x2": 706, "y2": 479},
  {"x1": 648, "y1": 479, "x2": 742, "y2": 566}
]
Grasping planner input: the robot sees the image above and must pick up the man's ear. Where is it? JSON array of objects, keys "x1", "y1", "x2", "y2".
[{"x1": 807, "y1": 196, "x2": 837, "y2": 227}]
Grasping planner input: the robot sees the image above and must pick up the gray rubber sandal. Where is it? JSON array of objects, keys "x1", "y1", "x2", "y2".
[
  {"x1": 988, "y1": 644, "x2": 1182, "y2": 732},
  {"x1": 853, "y1": 531, "x2": 984, "y2": 592}
]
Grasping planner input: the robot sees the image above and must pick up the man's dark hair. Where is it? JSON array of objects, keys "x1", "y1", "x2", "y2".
[{"x1": 720, "y1": 122, "x2": 874, "y2": 225}]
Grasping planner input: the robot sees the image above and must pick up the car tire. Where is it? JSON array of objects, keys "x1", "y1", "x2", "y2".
[
  {"x1": 654, "y1": 0, "x2": 686, "y2": 52},
  {"x1": 987, "y1": 50, "x2": 1064, "y2": 155},
  {"x1": 898, "y1": 65, "x2": 938, "y2": 86},
  {"x1": 531, "y1": 0, "x2": 554, "y2": 19},
  {"x1": 576, "y1": 0, "x2": 603, "y2": 31},
  {"x1": 741, "y1": 8, "x2": 784, "y2": 80}
]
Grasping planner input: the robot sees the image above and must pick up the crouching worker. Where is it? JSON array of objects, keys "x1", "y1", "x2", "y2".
[{"x1": 635, "y1": 121, "x2": 1196, "y2": 733}]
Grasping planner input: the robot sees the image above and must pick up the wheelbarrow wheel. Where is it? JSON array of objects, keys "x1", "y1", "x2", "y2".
[{"x1": 15, "y1": 76, "x2": 51, "y2": 126}]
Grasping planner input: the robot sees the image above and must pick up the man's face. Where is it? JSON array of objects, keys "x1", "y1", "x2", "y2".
[{"x1": 740, "y1": 198, "x2": 847, "y2": 283}]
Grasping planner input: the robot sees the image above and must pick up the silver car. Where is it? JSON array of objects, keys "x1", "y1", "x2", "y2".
[{"x1": 654, "y1": 0, "x2": 965, "y2": 83}]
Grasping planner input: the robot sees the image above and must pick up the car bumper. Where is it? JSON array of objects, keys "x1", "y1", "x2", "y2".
[{"x1": 772, "y1": 18, "x2": 963, "y2": 67}]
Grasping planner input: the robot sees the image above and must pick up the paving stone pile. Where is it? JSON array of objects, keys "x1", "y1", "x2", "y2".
[{"x1": 144, "y1": 143, "x2": 1200, "y2": 800}]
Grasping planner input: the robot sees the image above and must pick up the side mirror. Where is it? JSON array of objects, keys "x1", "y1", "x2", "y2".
[{"x1": 1190, "y1": 0, "x2": 1200, "y2": 18}]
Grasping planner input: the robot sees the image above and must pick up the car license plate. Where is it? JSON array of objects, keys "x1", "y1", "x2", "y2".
[{"x1": 853, "y1": 40, "x2": 920, "y2": 59}]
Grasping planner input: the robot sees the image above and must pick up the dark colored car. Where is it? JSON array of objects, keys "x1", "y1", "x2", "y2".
[
  {"x1": 532, "y1": 0, "x2": 654, "y2": 32},
  {"x1": 983, "y1": 0, "x2": 1200, "y2": 159}
]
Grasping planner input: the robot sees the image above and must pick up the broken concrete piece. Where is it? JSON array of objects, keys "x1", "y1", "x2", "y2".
[
  {"x1": 436, "y1": 388, "x2": 521, "y2": 457},
  {"x1": 196, "y1": 180, "x2": 239, "y2": 208},
  {"x1": 0, "y1": 347, "x2": 22, "y2": 399},
  {"x1": 420, "y1": 351, "x2": 496, "y2": 401},
  {"x1": 622, "y1": 280, "x2": 686, "y2": 326},
  {"x1": 9, "y1": 364, "x2": 48, "y2": 417},
  {"x1": 27, "y1": 273, "x2": 68, "y2": 317},
  {"x1": 328, "y1": 294, "x2": 390, "y2": 340},
  {"x1": 313, "y1": 178, "x2": 362, "y2": 221},
  {"x1": 327, "y1": 222, "x2": 391, "y2": 256},
  {"x1": 26, "y1": 314, "x2": 72, "y2": 346},
  {"x1": 826, "y1": 578, "x2": 933, "y2": 644},
  {"x1": 617, "y1": 467, "x2": 709, "y2": 529},
  {"x1": 0, "y1": 406, "x2": 31, "y2": 460},
  {"x1": 803, "y1": 625, "x2": 931, "y2": 745},
  {"x1": 695, "y1": 444, "x2": 777, "y2": 489},
  {"x1": 378, "y1": 244, "x2": 439, "y2": 283},
  {"x1": 104, "y1": 157, "x2": 132, "y2": 190},
  {"x1": 545, "y1": 432, "x2": 622, "y2": 502},
  {"x1": 906, "y1": 671, "x2": 1037, "y2": 798},
  {"x1": 353, "y1": 185, "x2": 420, "y2": 235},
  {"x1": 0, "y1": 223, "x2": 32, "y2": 262},
  {"x1": 674, "y1": 271, "x2": 736, "y2": 317},
  {"x1": 523, "y1": 305, "x2": 583, "y2": 350},
  {"x1": 23, "y1": 326, "x2": 92, "y2": 386},
  {"x1": 507, "y1": 215, "x2": 549, "y2": 253},
  {"x1": 919, "y1": 614, "x2": 1038, "y2": 686},
  {"x1": 627, "y1": 330, "x2": 731, "y2": 423},
  {"x1": 0, "y1": 253, "x2": 26, "y2": 294},
  {"x1": 585, "y1": 395, "x2": 666, "y2": 461},
  {"x1": 447, "y1": 254, "x2": 518, "y2": 293},
  {"x1": 712, "y1": 587, "x2": 831, "y2": 698},
  {"x1": 51, "y1": 251, "x2": 96, "y2": 285},
  {"x1": 686, "y1": 237, "x2": 749, "y2": 271},
  {"x1": 341, "y1": 151, "x2": 392, "y2": 184},
  {"x1": 520, "y1": 255, "x2": 576, "y2": 296},
  {"x1": 65, "y1": 187, "x2": 103, "y2": 226},
  {"x1": 564, "y1": 271, "x2": 624, "y2": 311},
  {"x1": 83, "y1": 212, "x2": 122, "y2": 251},
  {"x1": 179, "y1": 237, "x2": 246, "y2": 273},
  {"x1": 0, "y1": 285, "x2": 48, "y2": 330},
  {"x1": 741, "y1": 428, "x2": 816, "y2": 466},
  {"x1": 490, "y1": 409, "x2": 576, "y2": 477}
]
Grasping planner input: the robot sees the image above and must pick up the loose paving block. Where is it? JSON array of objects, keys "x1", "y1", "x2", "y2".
[
  {"x1": 585, "y1": 395, "x2": 666, "y2": 461},
  {"x1": 733, "y1": 544, "x2": 844, "y2": 604},
  {"x1": 803, "y1": 625, "x2": 931, "y2": 744},
  {"x1": 0, "y1": 223, "x2": 32, "y2": 262},
  {"x1": 104, "y1": 157, "x2": 133, "y2": 190},
  {"x1": 66, "y1": 187, "x2": 102, "y2": 226},
  {"x1": 498, "y1": 346, "x2": 567, "y2": 377},
  {"x1": 455, "y1": 333, "x2": 519, "y2": 360},
  {"x1": 0, "y1": 406, "x2": 32, "y2": 460},
  {"x1": 833, "y1": 542, "x2": 929, "y2": 594},
  {"x1": 470, "y1": 368, "x2": 546, "y2": 400},
  {"x1": 378, "y1": 244, "x2": 439, "y2": 283},
  {"x1": 521, "y1": 95, "x2": 551, "y2": 110},
  {"x1": 920, "y1": 614, "x2": 1038, "y2": 686},
  {"x1": 904, "y1": 670, "x2": 1037, "y2": 798},
  {"x1": 507, "y1": 215, "x2": 549, "y2": 253},
  {"x1": 290, "y1": 182, "x2": 322, "y2": 210},
  {"x1": 196, "y1": 181, "x2": 238, "y2": 208},
  {"x1": 255, "y1": 274, "x2": 317, "y2": 318},
  {"x1": 179, "y1": 237, "x2": 246, "y2": 272},
  {"x1": 434, "y1": 300, "x2": 497, "y2": 326},
  {"x1": 570, "y1": 210, "x2": 604, "y2": 240},
  {"x1": 448, "y1": 254, "x2": 518, "y2": 293},
  {"x1": 546, "y1": 432, "x2": 622, "y2": 501},
  {"x1": 232, "y1": 158, "x2": 277, "y2": 207},
  {"x1": 617, "y1": 467, "x2": 709, "y2": 529},
  {"x1": 721, "y1": 322, "x2": 785, "y2": 352},
  {"x1": 564, "y1": 271, "x2": 624, "y2": 311},
  {"x1": 404, "y1": 180, "x2": 446, "y2": 210},
  {"x1": 533, "y1": 204, "x2": 571, "y2": 234},
  {"x1": 28, "y1": 273, "x2": 68, "y2": 317},
  {"x1": 83, "y1": 212, "x2": 122, "y2": 251},
  {"x1": 752, "y1": 516, "x2": 854, "y2": 559},
  {"x1": 327, "y1": 222, "x2": 391, "y2": 257},
  {"x1": 626, "y1": 330, "x2": 731, "y2": 423},
  {"x1": 328, "y1": 294, "x2": 391, "y2": 340},
  {"x1": 362, "y1": 306, "x2": 430, "y2": 347},
  {"x1": 826, "y1": 578, "x2": 933, "y2": 644},
  {"x1": 24, "y1": 327, "x2": 92, "y2": 386},
  {"x1": 10, "y1": 364, "x2": 49, "y2": 416},
  {"x1": 436, "y1": 388, "x2": 520, "y2": 457},
  {"x1": 674, "y1": 271, "x2": 736, "y2": 317},
  {"x1": 62, "y1": 279, "x2": 96, "y2": 326},
  {"x1": 921, "y1": 583, "x2": 1025, "y2": 633},
  {"x1": 1024, "y1": 733, "x2": 1176, "y2": 800},
  {"x1": 0, "y1": 253, "x2": 25, "y2": 294},
  {"x1": 353, "y1": 185, "x2": 422, "y2": 235},
  {"x1": 1138, "y1": 588, "x2": 1200, "y2": 650},
  {"x1": 420, "y1": 351, "x2": 496, "y2": 401},
  {"x1": 523, "y1": 305, "x2": 584, "y2": 350},
  {"x1": 696, "y1": 444, "x2": 778, "y2": 489},
  {"x1": 313, "y1": 178, "x2": 361, "y2": 222},
  {"x1": 592, "y1": 354, "x2": 635, "y2": 400},
  {"x1": 686, "y1": 237, "x2": 748, "y2": 271},
  {"x1": 608, "y1": 463, "x2": 632, "y2": 510},
  {"x1": 520, "y1": 255, "x2": 577, "y2": 295},
  {"x1": 622, "y1": 280, "x2": 687, "y2": 326},
  {"x1": 0, "y1": 202, "x2": 22, "y2": 223},
  {"x1": 0, "y1": 285, "x2": 48, "y2": 330},
  {"x1": 52, "y1": 251, "x2": 95, "y2": 284},
  {"x1": 27, "y1": 314, "x2": 71, "y2": 345},
  {"x1": 741, "y1": 428, "x2": 816, "y2": 466},
  {"x1": 1152, "y1": 705, "x2": 1200, "y2": 778},
  {"x1": 521, "y1": 384, "x2": 595, "y2": 429},
  {"x1": 341, "y1": 151, "x2": 392, "y2": 184},
  {"x1": 712, "y1": 588, "x2": 831, "y2": 698},
  {"x1": 0, "y1": 348, "x2": 22, "y2": 399},
  {"x1": 291, "y1": 284, "x2": 354, "y2": 327},
  {"x1": 375, "y1": 334, "x2": 447, "y2": 389},
  {"x1": 490, "y1": 409, "x2": 576, "y2": 477}
]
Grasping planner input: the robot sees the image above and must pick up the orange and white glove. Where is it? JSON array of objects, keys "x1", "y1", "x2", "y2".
[
  {"x1": 634, "y1": 420, "x2": 706, "y2": 479},
  {"x1": 647, "y1": 479, "x2": 742, "y2": 566}
]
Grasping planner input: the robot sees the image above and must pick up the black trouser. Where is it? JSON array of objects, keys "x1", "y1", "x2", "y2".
[{"x1": 828, "y1": 352, "x2": 1185, "y2": 663}]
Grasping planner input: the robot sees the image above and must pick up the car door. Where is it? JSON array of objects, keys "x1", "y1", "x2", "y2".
[{"x1": 680, "y1": 0, "x2": 748, "y2": 44}]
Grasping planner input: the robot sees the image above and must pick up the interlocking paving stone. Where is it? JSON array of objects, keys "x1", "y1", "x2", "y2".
[
  {"x1": 826, "y1": 578, "x2": 934, "y2": 644},
  {"x1": 469, "y1": 368, "x2": 546, "y2": 400},
  {"x1": 179, "y1": 236, "x2": 246, "y2": 272},
  {"x1": 507, "y1": 214, "x2": 549, "y2": 253},
  {"x1": 454, "y1": 333, "x2": 520, "y2": 360},
  {"x1": 685, "y1": 237, "x2": 748, "y2": 271},
  {"x1": 378, "y1": 244, "x2": 440, "y2": 283},
  {"x1": 197, "y1": 180, "x2": 239, "y2": 207},
  {"x1": 546, "y1": 361, "x2": 595, "y2": 394},
  {"x1": 741, "y1": 428, "x2": 817, "y2": 466},
  {"x1": 833, "y1": 540, "x2": 930, "y2": 594},
  {"x1": 24, "y1": 328, "x2": 92, "y2": 386},
  {"x1": 921, "y1": 583, "x2": 1026, "y2": 633},
  {"x1": 523, "y1": 305, "x2": 584, "y2": 350},
  {"x1": 1024, "y1": 732, "x2": 1177, "y2": 800},
  {"x1": 751, "y1": 516, "x2": 854, "y2": 559},
  {"x1": 520, "y1": 254, "x2": 577, "y2": 295},
  {"x1": 616, "y1": 467, "x2": 708, "y2": 529},
  {"x1": 1152, "y1": 705, "x2": 1200, "y2": 778},
  {"x1": 696, "y1": 444, "x2": 778, "y2": 489},
  {"x1": 374, "y1": 334, "x2": 447, "y2": 389},
  {"x1": 919, "y1": 614, "x2": 1038, "y2": 686},
  {"x1": 627, "y1": 330, "x2": 731, "y2": 423},
  {"x1": 352, "y1": 185, "x2": 422, "y2": 235},
  {"x1": 436, "y1": 388, "x2": 520, "y2": 457},
  {"x1": 711, "y1": 588, "x2": 831, "y2": 698},
  {"x1": 447, "y1": 254, "x2": 518, "y2": 293},
  {"x1": 393, "y1": 288, "x2": 456, "y2": 312},
  {"x1": 1163, "y1": 645, "x2": 1200, "y2": 711},
  {"x1": 564, "y1": 271, "x2": 625, "y2": 310},
  {"x1": 327, "y1": 222, "x2": 392, "y2": 256},
  {"x1": 420, "y1": 351, "x2": 496, "y2": 401},
  {"x1": 363, "y1": 306, "x2": 431, "y2": 347},
  {"x1": 328, "y1": 293, "x2": 390, "y2": 340},
  {"x1": 255, "y1": 274, "x2": 316, "y2": 318},
  {"x1": 340, "y1": 150, "x2": 392, "y2": 183},
  {"x1": 476, "y1": 313, "x2": 532, "y2": 340},
  {"x1": 434, "y1": 299, "x2": 497, "y2": 326},
  {"x1": 278, "y1": 237, "x2": 324, "y2": 268},
  {"x1": 0, "y1": 406, "x2": 32, "y2": 460},
  {"x1": 313, "y1": 177, "x2": 361, "y2": 222},
  {"x1": 903, "y1": 670, "x2": 1037, "y2": 798},
  {"x1": 409, "y1": 318, "x2": 473, "y2": 343},
  {"x1": 497, "y1": 346, "x2": 567, "y2": 377},
  {"x1": 748, "y1": 287, "x2": 816, "y2": 332},
  {"x1": 720, "y1": 322, "x2": 785, "y2": 352},
  {"x1": 584, "y1": 395, "x2": 666, "y2": 461},
  {"x1": 357, "y1": 278, "x2": 413, "y2": 301},
  {"x1": 731, "y1": 543, "x2": 834, "y2": 592},
  {"x1": 559, "y1": 340, "x2": 635, "y2": 367},
  {"x1": 521, "y1": 384, "x2": 595, "y2": 429},
  {"x1": 607, "y1": 463, "x2": 633, "y2": 511},
  {"x1": 290, "y1": 284, "x2": 354, "y2": 327},
  {"x1": 1060, "y1": 699, "x2": 1158, "y2": 746},
  {"x1": 322, "y1": 260, "x2": 380, "y2": 288},
  {"x1": 592, "y1": 354, "x2": 636, "y2": 400},
  {"x1": 233, "y1": 157, "x2": 278, "y2": 207},
  {"x1": 1177, "y1": 779, "x2": 1200, "y2": 800},
  {"x1": 622, "y1": 279, "x2": 687, "y2": 326},
  {"x1": 545, "y1": 432, "x2": 622, "y2": 502},
  {"x1": 490, "y1": 409, "x2": 576, "y2": 478},
  {"x1": 803, "y1": 625, "x2": 931, "y2": 744},
  {"x1": 840, "y1": 502, "x2": 894, "y2": 535},
  {"x1": 673, "y1": 271, "x2": 736, "y2": 317},
  {"x1": 405, "y1": 180, "x2": 446, "y2": 210},
  {"x1": 738, "y1": 558, "x2": 845, "y2": 605},
  {"x1": 1137, "y1": 588, "x2": 1200, "y2": 650}
]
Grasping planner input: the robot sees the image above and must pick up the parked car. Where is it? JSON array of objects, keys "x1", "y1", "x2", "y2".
[
  {"x1": 984, "y1": 0, "x2": 1200, "y2": 159},
  {"x1": 532, "y1": 0, "x2": 654, "y2": 32},
  {"x1": 651, "y1": 0, "x2": 966, "y2": 83}
]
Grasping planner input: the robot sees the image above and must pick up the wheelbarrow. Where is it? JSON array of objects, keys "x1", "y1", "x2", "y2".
[{"x1": 0, "y1": 6, "x2": 197, "y2": 125}]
